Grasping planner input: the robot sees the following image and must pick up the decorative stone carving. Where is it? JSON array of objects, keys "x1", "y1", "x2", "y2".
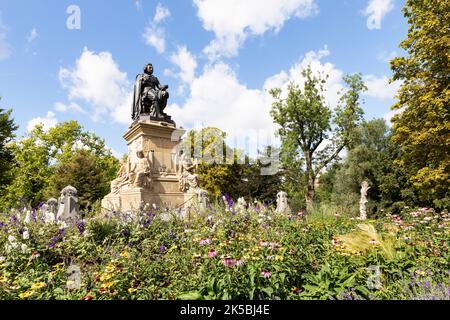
[
  {"x1": 111, "y1": 160, "x2": 130, "y2": 194},
  {"x1": 178, "y1": 151, "x2": 200, "y2": 193},
  {"x1": 56, "y1": 185, "x2": 80, "y2": 225},
  {"x1": 359, "y1": 180, "x2": 370, "y2": 220},
  {"x1": 129, "y1": 150, "x2": 153, "y2": 189},
  {"x1": 196, "y1": 189, "x2": 209, "y2": 211},
  {"x1": 47, "y1": 198, "x2": 58, "y2": 213},
  {"x1": 276, "y1": 191, "x2": 291, "y2": 214}
]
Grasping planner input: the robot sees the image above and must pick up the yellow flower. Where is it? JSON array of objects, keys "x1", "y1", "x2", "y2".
[
  {"x1": 100, "y1": 273, "x2": 113, "y2": 282},
  {"x1": 128, "y1": 287, "x2": 137, "y2": 293},
  {"x1": 19, "y1": 290, "x2": 34, "y2": 299},
  {"x1": 275, "y1": 255, "x2": 284, "y2": 261},
  {"x1": 31, "y1": 282, "x2": 46, "y2": 290},
  {"x1": 105, "y1": 265, "x2": 115, "y2": 273},
  {"x1": 119, "y1": 250, "x2": 129, "y2": 258},
  {"x1": 102, "y1": 281, "x2": 115, "y2": 288},
  {"x1": 0, "y1": 276, "x2": 7, "y2": 283}
]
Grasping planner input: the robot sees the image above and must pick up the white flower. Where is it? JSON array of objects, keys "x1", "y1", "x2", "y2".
[
  {"x1": 0, "y1": 256, "x2": 5, "y2": 262},
  {"x1": 8, "y1": 235, "x2": 17, "y2": 246},
  {"x1": 24, "y1": 210, "x2": 31, "y2": 224},
  {"x1": 22, "y1": 228, "x2": 30, "y2": 240},
  {"x1": 21, "y1": 244, "x2": 28, "y2": 253}
]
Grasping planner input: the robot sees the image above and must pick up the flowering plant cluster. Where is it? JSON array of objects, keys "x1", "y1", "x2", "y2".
[{"x1": 0, "y1": 202, "x2": 448, "y2": 300}]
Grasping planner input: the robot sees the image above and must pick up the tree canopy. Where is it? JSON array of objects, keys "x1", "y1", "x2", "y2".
[{"x1": 390, "y1": 0, "x2": 450, "y2": 209}]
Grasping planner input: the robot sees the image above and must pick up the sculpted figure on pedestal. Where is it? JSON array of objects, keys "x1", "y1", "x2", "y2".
[
  {"x1": 131, "y1": 63, "x2": 173, "y2": 123},
  {"x1": 178, "y1": 151, "x2": 199, "y2": 192},
  {"x1": 129, "y1": 150, "x2": 152, "y2": 189},
  {"x1": 111, "y1": 160, "x2": 130, "y2": 194}
]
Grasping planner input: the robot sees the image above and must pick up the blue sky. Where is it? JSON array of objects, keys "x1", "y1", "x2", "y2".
[{"x1": 0, "y1": 0, "x2": 406, "y2": 157}]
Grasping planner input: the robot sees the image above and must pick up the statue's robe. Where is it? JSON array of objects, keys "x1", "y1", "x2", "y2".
[{"x1": 132, "y1": 74, "x2": 144, "y2": 121}]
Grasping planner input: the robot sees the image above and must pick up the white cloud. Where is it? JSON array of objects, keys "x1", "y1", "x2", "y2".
[
  {"x1": 263, "y1": 46, "x2": 344, "y2": 108},
  {"x1": 143, "y1": 3, "x2": 171, "y2": 53},
  {"x1": 169, "y1": 46, "x2": 197, "y2": 84},
  {"x1": 377, "y1": 50, "x2": 397, "y2": 63},
  {"x1": 135, "y1": 0, "x2": 142, "y2": 10},
  {"x1": 54, "y1": 101, "x2": 86, "y2": 114},
  {"x1": 169, "y1": 46, "x2": 344, "y2": 154},
  {"x1": 363, "y1": 0, "x2": 394, "y2": 30},
  {"x1": 58, "y1": 47, "x2": 131, "y2": 124},
  {"x1": 27, "y1": 28, "x2": 38, "y2": 43},
  {"x1": 194, "y1": 0, "x2": 319, "y2": 60},
  {"x1": 27, "y1": 111, "x2": 58, "y2": 132},
  {"x1": 153, "y1": 3, "x2": 171, "y2": 23},
  {"x1": 0, "y1": 14, "x2": 11, "y2": 60},
  {"x1": 383, "y1": 106, "x2": 405, "y2": 125},
  {"x1": 143, "y1": 27, "x2": 166, "y2": 53},
  {"x1": 364, "y1": 75, "x2": 401, "y2": 100}
]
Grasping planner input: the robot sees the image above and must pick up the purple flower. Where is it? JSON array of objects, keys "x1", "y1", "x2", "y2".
[
  {"x1": 77, "y1": 220, "x2": 86, "y2": 235},
  {"x1": 122, "y1": 229, "x2": 130, "y2": 238},
  {"x1": 38, "y1": 201, "x2": 45, "y2": 209},
  {"x1": 160, "y1": 245, "x2": 165, "y2": 252},
  {"x1": 48, "y1": 228, "x2": 65, "y2": 248},
  {"x1": 32, "y1": 209, "x2": 37, "y2": 222},
  {"x1": 223, "y1": 193, "x2": 234, "y2": 209}
]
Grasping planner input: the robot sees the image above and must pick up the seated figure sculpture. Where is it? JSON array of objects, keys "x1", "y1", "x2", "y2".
[
  {"x1": 111, "y1": 160, "x2": 129, "y2": 194},
  {"x1": 178, "y1": 151, "x2": 199, "y2": 193},
  {"x1": 129, "y1": 150, "x2": 152, "y2": 189},
  {"x1": 131, "y1": 63, "x2": 173, "y2": 123}
]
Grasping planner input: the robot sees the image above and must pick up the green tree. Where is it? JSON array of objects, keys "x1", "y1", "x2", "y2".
[
  {"x1": 390, "y1": 0, "x2": 450, "y2": 208},
  {"x1": 270, "y1": 66, "x2": 367, "y2": 212},
  {"x1": 0, "y1": 99, "x2": 18, "y2": 198},
  {"x1": 326, "y1": 119, "x2": 391, "y2": 214},
  {"x1": 47, "y1": 149, "x2": 106, "y2": 210},
  {"x1": 0, "y1": 121, "x2": 119, "y2": 209},
  {"x1": 181, "y1": 128, "x2": 282, "y2": 202}
]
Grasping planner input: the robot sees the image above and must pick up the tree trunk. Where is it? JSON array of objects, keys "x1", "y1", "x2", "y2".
[
  {"x1": 306, "y1": 174, "x2": 315, "y2": 212},
  {"x1": 304, "y1": 151, "x2": 315, "y2": 212}
]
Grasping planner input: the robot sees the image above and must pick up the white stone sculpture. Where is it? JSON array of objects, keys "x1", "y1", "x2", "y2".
[
  {"x1": 276, "y1": 191, "x2": 291, "y2": 214},
  {"x1": 359, "y1": 180, "x2": 370, "y2": 220}
]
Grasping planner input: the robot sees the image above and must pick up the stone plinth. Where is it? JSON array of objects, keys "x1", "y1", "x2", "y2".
[{"x1": 101, "y1": 119, "x2": 187, "y2": 211}]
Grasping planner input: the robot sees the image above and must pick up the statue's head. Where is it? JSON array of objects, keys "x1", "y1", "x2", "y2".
[
  {"x1": 144, "y1": 63, "x2": 153, "y2": 75},
  {"x1": 136, "y1": 150, "x2": 145, "y2": 158}
]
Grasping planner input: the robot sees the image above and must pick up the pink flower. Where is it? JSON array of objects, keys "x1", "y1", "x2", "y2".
[
  {"x1": 261, "y1": 271, "x2": 271, "y2": 278},
  {"x1": 222, "y1": 257, "x2": 236, "y2": 267},
  {"x1": 297, "y1": 211, "x2": 304, "y2": 216},
  {"x1": 31, "y1": 252, "x2": 40, "y2": 259},
  {"x1": 199, "y1": 238, "x2": 212, "y2": 245},
  {"x1": 259, "y1": 241, "x2": 269, "y2": 246},
  {"x1": 208, "y1": 249, "x2": 218, "y2": 258},
  {"x1": 236, "y1": 259, "x2": 244, "y2": 266}
]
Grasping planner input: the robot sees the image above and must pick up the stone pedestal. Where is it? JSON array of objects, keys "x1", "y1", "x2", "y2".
[{"x1": 101, "y1": 119, "x2": 188, "y2": 211}]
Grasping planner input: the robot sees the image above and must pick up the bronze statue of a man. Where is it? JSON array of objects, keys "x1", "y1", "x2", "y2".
[{"x1": 131, "y1": 63, "x2": 173, "y2": 122}]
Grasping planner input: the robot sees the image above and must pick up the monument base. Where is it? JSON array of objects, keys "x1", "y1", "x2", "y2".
[{"x1": 101, "y1": 119, "x2": 189, "y2": 212}]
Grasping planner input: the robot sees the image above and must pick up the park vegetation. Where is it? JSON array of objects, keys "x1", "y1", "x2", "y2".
[{"x1": 0, "y1": 0, "x2": 448, "y2": 300}]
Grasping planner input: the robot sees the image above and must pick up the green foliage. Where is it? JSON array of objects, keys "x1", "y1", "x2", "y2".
[
  {"x1": 0, "y1": 121, "x2": 119, "y2": 209},
  {"x1": 46, "y1": 149, "x2": 111, "y2": 210},
  {"x1": 0, "y1": 100, "x2": 18, "y2": 198},
  {"x1": 389, "y1": 0, "x2": 450, "y2": 209},
  {"x1": 270, "y1": 66, "x2": 367, "y2": 211},
  {"x1": 0, "y1": 203, "x2": 448, "y2": 300},
  {"x1": 182, "y1": 128, "x2": 282, "y2": 202}
]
